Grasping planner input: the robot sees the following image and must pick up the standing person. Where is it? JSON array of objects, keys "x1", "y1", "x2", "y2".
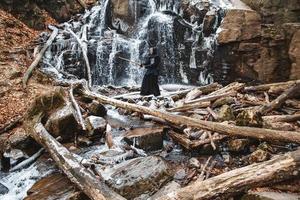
[{"x1": 140, "y1": 47, "x2": 161, "y2": 96}]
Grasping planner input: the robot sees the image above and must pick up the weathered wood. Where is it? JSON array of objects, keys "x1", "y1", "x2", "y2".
[
  {"x1": 29, "y1": 122, "x2": 125, "y2": 200},
  {"x1": 256, "y1": 83, "x2": 300, "y2": 115},
  {"x1": 79, "y1": 88, "x2": 300, "y2": 144},
  {"x1": 68, "y1": 26, "x2": 92, "y2": 88},
  {"x1": 185, "y1": 91, "x2": 237, "y2": 105},
  {"x1": 167, "y1": 101, "x2": 210, "y2": 112},
  {"x1": 24, "y1": 89, "x2": 125, "y2": 200},
  {"x1": 10, "y1": 148, "x2": 44, "y2": 172},
  {"x1": 23, "y1": 26, "x2": 58, "y2": 88},
  {"x1": 244, "y1": 80, "x2": 300, "y2": 92},
  {"x1": 159, "y1": 148, "x2": 300, "y2": 200},
  {"x1": 169, "y1": 131, "x2": 225, "y2": 149},
  {"x1": 69, "y1": 85, "x2": 86, "y2": 130},
  {"x1": 263, "y1": 114, "x2": 300, "y2": 123}
]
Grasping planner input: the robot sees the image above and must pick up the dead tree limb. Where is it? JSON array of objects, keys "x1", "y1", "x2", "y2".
[
  {"x1": 185, "y1": 91, "x2": 237, "y2": 105},
  {"x1": 159, "y1": 148, "x2": 300, "y2": 200},
  {"x1": 256, "y1": 83, "x2": 300, "y2": 115},
  {"x1": 30, "y1": 122, "x2": 125, "y2": 200},
  {"x1": 263, "y1": 114, "x2": 300, "y2": 123},
  {"x1": 69, "y1": 85, "x2": 86, "y2": 130},
  {"x1": 244, "y1": 80, "x2": 300, "y2": 92},
  {"x1": 79, "y1": 87, "x2": 300, "y2": 144},
  {"x1": 24, "y1": 89, "x2": 125, "y2": 200},
  {"x1": 68, "y1": 26, "x2": 92, "y2": 88},
  {"x1": 23, "y1": 25, "x2": 58, "y2": 88}
]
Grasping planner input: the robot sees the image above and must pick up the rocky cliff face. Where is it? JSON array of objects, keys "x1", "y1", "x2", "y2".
[
  {"x1": 215, "y1": 0, "x2": 300, "y2": 83},
  {"x1": 0, "y1": 0, "x2": 96, "y2": 30}
]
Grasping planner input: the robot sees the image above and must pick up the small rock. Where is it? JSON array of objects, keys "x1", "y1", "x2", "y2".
[
  {"x1": 222, "y1": 153, "x2": 233, "y2": 164},
  {"x1": 188, "y1": 158, "x2": 200, "y2": 168},
  {"x1": 174, "y1": 169, "x2": 186, "y2": 180},
  {"x1": 0, "y1": 183, "x2": 9, "y2": 195},
  {"x1": 87, "y1": 100, "x2": 107, "y2": 117},
  {"x1": 45, "y1": 104, "x2": 78, "y2": 140},
  {"x1": 86, "y1": 116, "x2": 107, "y2": 137},
  {"x1": 218, "y1": 105, "x2": 235, "y2": 121},
  {"x1": 249, "y1": 149, "x2": 269, "y2": 164},
  {"x1": 124, "y1": 127, "x2": 164, "y2": 151},
  {"x1": 228, "y1": 139, "x2": 250, "y2": 152},
  {"x1": 77, "y1": 136, "x2": 92, "y2": 146},
  {"x1": 236, "y1": 110, "x2": 263, "y2": 127}
]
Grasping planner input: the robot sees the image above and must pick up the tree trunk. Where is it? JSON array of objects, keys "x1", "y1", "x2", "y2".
[
  {"x1": 80, "y1": 88, "x2": 300, "y2": 144},
  {"x1": 22, "y1": 26, "x2": 58, "y2": 88},
  {"x1": 159, "y1": 148, "x2": 300, "y2": 200},
  {"x1": 28, "y1": 122, "x2": 125, "y2": 200}
]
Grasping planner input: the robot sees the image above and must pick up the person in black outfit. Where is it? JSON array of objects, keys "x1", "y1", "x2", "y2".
[{"x1": 140, "y1": 47, "x2": 161, "y2": 96}]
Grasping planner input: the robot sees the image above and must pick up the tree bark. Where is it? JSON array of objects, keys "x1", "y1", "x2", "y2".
[
  {"x1": 263, "y1": 114, "x2": 300, "y2": 123},
  {"x1": 159, "y1": 148, "x2": 300, "y2": 200},
  {"x1": 256, "y1": 83, "x2": 300, "y2": 115},
  {"x1": 80, "y1": 88, "x2": 300, "y2": 144},
  {"x1": 23, "y1": 26, "x2": 58, "y2": 88},
  {"x1": 244, "y1": 80, "x2": 300, "y2": 92},
  {"x1": 28, "y1": 121, "x2": 125, "y2": 200}
]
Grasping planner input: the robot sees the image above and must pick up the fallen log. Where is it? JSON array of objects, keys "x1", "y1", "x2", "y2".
[
  {"x1": 167, "y1": 101, "x2": 210, "y2": 112},
  {"x1": 23, "y1": 25, "x2": 58, "y2": 88},
  {"x1": 263, "y1": 114, "x2": 300, "y2": 123},
  {"x1": 185, "y1": 91, "x2": 237, "y2": 105},
  {"x1": 24, "y1": 89, "x2": 125, "y2": 200},
  {"x1": 244, "y1": 80, "x2": 300, "y2": 92},
  {"x1": 79, "y1": 87, "x2": 300, "y2": 144},
  {"x1": 159, "y1": 148, "x2": 300, "y2": 200},
  {"x1": 257, "y1": 83, "x2": 300, "y2": 115},
  {"x1": 30, "y1": 122, "x2": 125, "y2": 200},
  {"x1": 69, "y1": 85, "x2": 86, "y2": 130},
  {"x1": 68, "y1": 25, "x2": 92, "y2": 88}
]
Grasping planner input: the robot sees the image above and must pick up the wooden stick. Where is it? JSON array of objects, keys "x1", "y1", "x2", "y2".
[
  {"x1": 263, "y1": 114, "x2": 300, "y2": 123},
  {"x1": 30, "y1": 122, "x2": 125, "y2": 200},
  {"x1": 23, "y1": 26, "x2": 58, "y2": 88},
  {"x1": 159, "y1": 148, "x2": 300, "y2": 200},
  {"x1": 69, "y1": 85, "x2": 86, "y2": 130},
  {"x1": 10, "y1": 148, "x2": 44, "y2": 172},
  {"x1": 185, "y1": 91, "x2": 237, "y2": 105},
  {"x1": 257, "y1": 83, "x2": 300, "y2": 115},
  {"x1": 80, "y1": 87, "x2": 300, "y2": 144},
  {"x1": 244, "y1": 80, "x2": 300, "y2": 92},
  {"x1": 68, "y1": 26, "x2": 92, "y2": 88}
]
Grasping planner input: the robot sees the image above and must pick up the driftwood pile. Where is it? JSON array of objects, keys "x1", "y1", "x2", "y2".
[{"x1": 16, "y1": 79, "x2": 300, "y2": 200}]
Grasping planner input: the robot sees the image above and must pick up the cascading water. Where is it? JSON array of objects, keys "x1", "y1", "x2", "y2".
[{"x1": 41, "y1": 0, "x2": 235, "y2": 86}]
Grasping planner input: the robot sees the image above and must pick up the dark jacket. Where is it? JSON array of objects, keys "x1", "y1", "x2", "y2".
[{"x1": 142, "y1": 54, "x2": 160, "y2": 76}]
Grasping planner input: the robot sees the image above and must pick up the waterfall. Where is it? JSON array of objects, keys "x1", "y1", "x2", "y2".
[{"x1": 40, "y1": 0, "x2": 235, "y2": 86}]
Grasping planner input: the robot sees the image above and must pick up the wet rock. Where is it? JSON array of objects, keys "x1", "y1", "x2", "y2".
[
  {"x1": 149, "y1": 181, "x2": 181, "y2": 200},
  {"x1": 222, "y1": 152, "x2": 233, "y2": 164},
  {"x1": 217, "y1": 10, "x2": 261, "y2": 44},
  {"x1": 203, "y1": 9, "x2": 217, "y2": 37},
  {"x1": 25, "y1": 173, "x2": 88, "y2": 200},
  {"x1": 218, "y1": 105, "x2": 235, "y2": 121},
  {"x1": 124, "y1": 127, "x2": 164, "y2": 151},
  {"x1": 87, "y1": 100, "x2": 107, "y2": 117},
  {"x1": 241, "y1": 191, "x2": 300, "y2": 200},
  {"x1": 45, "y1": 104, "x2": 78, "y2": 140},
  {"x1": 228, "y1": 139, "x2": 250, "y2": 152},
  {"x1": 249, "y1": 149, "x2": 269, "y2": 164},
  {"x1": 0, "y1": 183, "x2": 9, "y2": 195},
  {"x1": 86, "y1": 116, "x2": 107, "y2": 137},
  {"x1": 92, "y1": 149, "x2": 134, "y2": 165},
  {"x1": 188, "y1": 158, "x2": 200, "y2": 168},
  {"x1": 100, "y1": 156, "x2": 172, "y2": 199},
  {"x1": 174, "y1": 168, "x2": 186, "y2": 180}
]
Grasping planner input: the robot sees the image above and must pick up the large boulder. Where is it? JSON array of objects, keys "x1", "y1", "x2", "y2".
[
  {"x1": 217, "y1": 10, "x2": 261, "y2": 44},
  {"x1": 45, "y1": 104, "x2": 79, "y2": 140},
  {"x1": 100, "y1": 156, "x2": 172, "y2": 199}
]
